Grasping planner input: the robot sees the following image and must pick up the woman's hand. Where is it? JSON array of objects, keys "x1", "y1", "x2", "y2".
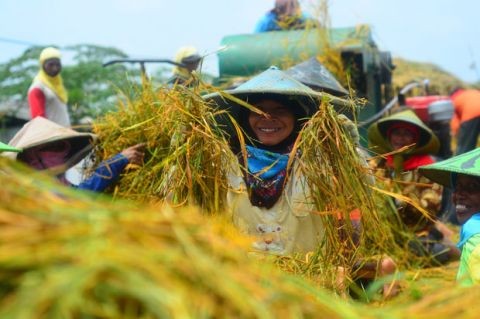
[{"x1": 121, "y1": 143, "x2": 146, "y2": 166}]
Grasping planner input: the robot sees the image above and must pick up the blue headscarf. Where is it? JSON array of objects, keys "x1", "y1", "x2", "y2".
[
  {"x1": 246, "y1": 145, "x2": 289, "y2": 179},
  {"x1": 244, "y1": 145, "x2": 291, "y2": 208}
]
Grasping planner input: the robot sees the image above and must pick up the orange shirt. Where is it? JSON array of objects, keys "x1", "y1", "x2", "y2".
[{"x1": 451, "y1": 89, "x2": 480, "y2": 135}]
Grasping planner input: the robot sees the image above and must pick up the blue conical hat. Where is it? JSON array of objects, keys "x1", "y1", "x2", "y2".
[
  {"x1": 0, "y1": 141, "x2": 21, "y2": 153},
  {"x1": 420, "y1": 148, "x2": 480, "y2": 187},
  {"x1": 368, "y1": 109, "x2": 440, "y2": 155}
]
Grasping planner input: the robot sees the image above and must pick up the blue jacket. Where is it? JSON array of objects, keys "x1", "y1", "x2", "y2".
[
  {"x1": 254, "y1": 11, "x2": 313, "y2": 33},
  {"x1": 77, "y1": 153, "x2": 129, "y2": 192}
]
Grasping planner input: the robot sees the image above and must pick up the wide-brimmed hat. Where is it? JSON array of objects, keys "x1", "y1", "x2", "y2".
[
  {"x1": 203, "y1": 66, "x2": 344, "y2": 144},
  {"x1": 0, "y1": 141, "x2": 21, "y2": 153},
  {"x1": 368, "y1": 109, "x2": 439, "y2": 155},
  {"x1": 6, "y1": 117, "x2": 96, "y2": 169},
  {"x1": 285, "y1": 57, "x2": 348, "y2": 97},
  {"x1": 204, "y1": 66, "x2": 344, "y2": 118},
  {"x1": 419, "y1": 148, "x2": 480, "y2": 187}
]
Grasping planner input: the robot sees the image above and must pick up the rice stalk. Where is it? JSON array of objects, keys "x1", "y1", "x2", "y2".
[
  {"x1": 91, "y1": 81, "x2": 234, "y2": 213},
  {"x1": 0, "y1": 157, "x2": 388, "y2": 319}
]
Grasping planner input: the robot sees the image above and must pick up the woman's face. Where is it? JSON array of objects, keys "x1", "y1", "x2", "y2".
[
  {"x1": 43, "y1": 58, "x2": 62, "y2": 77},
  {"x1": 453, "y1": 174, "x2": 480, "y2": 225},
  {"x1": 21, "y1": 140, "x2": 71, "y2": 170},
  {"x1": 248, "y1": 99, "x2": 295, "y2": 146},
  {"x1": 389, "y1": 128, "x2": 417, "y2": 150}
]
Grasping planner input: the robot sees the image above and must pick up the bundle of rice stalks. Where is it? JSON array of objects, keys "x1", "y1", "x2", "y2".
[
  {"x1": 92, "y1": 82, "x2": 234, "y2": 213},
  {"x1": 0, "y1": 158, "x2": 386, "y2": 319},
  {"x1": 294, "y1": 97, "x2": 406, "y2": 285},
  {"x1": 311, "y1": 0, "x2": 349, "y2": 86}
]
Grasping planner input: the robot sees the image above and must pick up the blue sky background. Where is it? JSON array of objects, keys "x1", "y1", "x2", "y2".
[{"x1": 1, "y1": 0, "x2": 479, "y2": 83}]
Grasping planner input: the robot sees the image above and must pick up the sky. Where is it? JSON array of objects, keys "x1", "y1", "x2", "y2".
[{"x1": 1, "y1": 0, "x2": 479, "y2": 83}]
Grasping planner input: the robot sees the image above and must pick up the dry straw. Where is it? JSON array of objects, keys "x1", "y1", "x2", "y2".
[
  {"x1": 90, "y1": 78, "x2": 428, "y2": 293},
  {"x1": 1, "y1": 151, "x2": 479, "y2": 318},
  {"x1": 284, "y1": 96, "x2": 405, "y2": 287},
  {"x1": 92, "y1": 81, "x2": 234, "y2": 214},
  {"x1": 0, "y1": 157, "x2": 386, "y2": 319}
]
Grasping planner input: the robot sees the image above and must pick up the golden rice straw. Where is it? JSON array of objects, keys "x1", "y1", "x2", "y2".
[{"x1": 91, "y1": 81, "x2": 234, "y2": 213}]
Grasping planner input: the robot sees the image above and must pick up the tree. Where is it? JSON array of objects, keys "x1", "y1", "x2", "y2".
[{"x1": 0, "y1": 44, "x2": 145, "y2": 124}]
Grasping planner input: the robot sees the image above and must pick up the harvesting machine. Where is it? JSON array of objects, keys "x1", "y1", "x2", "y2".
[{"x1": 214, "y1": 24, "x2": 395, "y2": 135}]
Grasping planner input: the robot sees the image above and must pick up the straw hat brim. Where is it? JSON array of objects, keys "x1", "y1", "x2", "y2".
[
  {"x1": 7, "y1": 117, "x2": 96, "y2": 170},
  {"x1": 368, "y1": 109, "x2": 440, "y2": 155}
]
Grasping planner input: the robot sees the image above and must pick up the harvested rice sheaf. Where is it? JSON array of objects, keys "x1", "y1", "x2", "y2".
[
  {"x1": 0, "y1": 158, "x2": 384, "y2": 319},
  {"x1": 289, "y1": 97, "x2": 444, "y2": 290},
  {"x1": 92, "y1": 82, "x2": 234, "y2": 213},
  {"x1": 2, "y1": 154, "x2": 480, "y2": 318},
  {"x1": 92, "y1": 80, "x2": 425, "y2": 286}
]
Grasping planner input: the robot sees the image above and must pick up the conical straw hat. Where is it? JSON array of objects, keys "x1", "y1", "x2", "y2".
[
  {"x1": 7, "y1": 117, "x2": 96, "y2": 169},
  {"x1": 420, "y1": 147, "x2": 480, "y2": 187},
  {"x1": 204, "y1": 66, "x2": 347, "y2": 117},
  {"x1": 368, "y1": 109, "x2": 440, "y2": 155},
  {"x1": 285, "y1": 57, "x2": 348, "y2": 97},
  {"x1": 203, "y1": 66, "x2": 348, "y2": 140}
]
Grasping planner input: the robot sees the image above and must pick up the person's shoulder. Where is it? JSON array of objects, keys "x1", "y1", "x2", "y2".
[
  {"x1": 254, "y1": 11, "x2": 277, "y2": 32},
  {"x1": 28, "y1": 79, "x2": 44, "y2": 92},
  {"x1": 470, "y1": 233, "x2": 480, "y2": 244}
]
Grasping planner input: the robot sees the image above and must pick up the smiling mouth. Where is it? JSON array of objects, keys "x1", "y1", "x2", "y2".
[
  {"x1": 258, "y1": 128, "x2": 281, "y2": 133},
  {"x1": 456, "y1": 204, "x2": 468, "y2": 214}
]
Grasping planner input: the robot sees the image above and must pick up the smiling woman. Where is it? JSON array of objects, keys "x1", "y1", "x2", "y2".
[
  {"x1": 420, "y1": 148, "x2": 480, "y2": 285},
  {"x1": 203, "y1": 66, "x2": 327, "y2": 254}
]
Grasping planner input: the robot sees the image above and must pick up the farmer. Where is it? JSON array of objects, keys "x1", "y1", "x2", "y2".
[
  {"x1": 204, "y1": 66, "x2": 334, "y2": 253},
  {"x1": 167, "y1": 46, "x2": 202, "y2": 87},
  {"x1": 450, "y1": 87, "x2": 480, "y2": 155},
  {"x1": 420, "y1": 147, "x2": 480, "y2": 285},
  {"x1": 6, "y1": 117, "x2": 144, "y2": 192},
  {"x1": 28, "y1": 47, "x2": 71, "y2": 127},
  {"x1": 254, "y1": 0, "x2": 317, "y2": 32},
  {"x1": 204, "y1": 66, "x2": 397, "y2": 296},
  {"x1": 368, "y1": 109, "x2": 460, "y2": 265}
]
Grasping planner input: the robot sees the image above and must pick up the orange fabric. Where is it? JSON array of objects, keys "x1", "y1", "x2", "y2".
[
  {"x1": 450, "y1": 89, "x2": 480, "y2": 135},
  {"x1": 349, "y1": 208, "x2": 361, "y2": 221},
  {"x1": 336, "y1": 208, "x2": 362, "y2": 221}
]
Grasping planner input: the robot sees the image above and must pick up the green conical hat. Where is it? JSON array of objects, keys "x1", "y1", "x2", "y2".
[
  {"x1": 419, "y1": 148, "x2": 480, "y2": 187},
  {"x1": 0, "y1": 141, "x2": 21, "y2": 153},
  {"x1": 368, "y1": 109, "x2": 440, "y2": 155}
]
